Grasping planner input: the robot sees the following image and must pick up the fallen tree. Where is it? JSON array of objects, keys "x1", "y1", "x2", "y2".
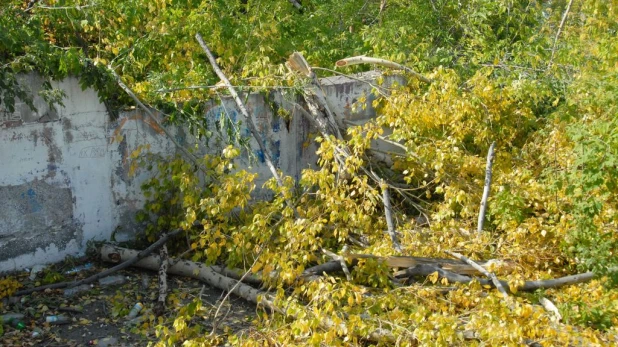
[{"x1": 99, "y1": 244, "x2": 402, "y2": 344}]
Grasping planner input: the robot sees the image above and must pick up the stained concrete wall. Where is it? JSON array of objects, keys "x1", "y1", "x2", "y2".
[{"x1": 0, "y1": 72, "x2": 399, "y2": 273}]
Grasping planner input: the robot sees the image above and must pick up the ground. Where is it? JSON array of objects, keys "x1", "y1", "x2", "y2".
[{"x1": 1, "y1": 260, "x2": 256, "y2": 346}]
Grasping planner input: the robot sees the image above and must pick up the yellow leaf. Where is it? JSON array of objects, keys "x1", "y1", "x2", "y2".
[{"x1": 428, "y1": 271, "x2": 439, "y2": 284}]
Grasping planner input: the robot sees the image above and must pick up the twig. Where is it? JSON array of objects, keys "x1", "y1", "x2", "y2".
[
  {"x1": 335, "y1": 56, "x2": 431, "y2": 84},
  {"x1": 13, "y1": 229, "x2": 183, "y2": 296},
  {"x1": 322, "y1": 248, "x2": 352, "y2": 281},
  {"x1": 445, "y1": 251, "x2": 509, "y2": 300},
  {"x1": 381, "y1": 181, "x2": 403, "y2": 252},
  {"x1": 195, "y1": 33, "x2": 297, "y2": 214},
  {"x1": 548, "y1": 0, "x2": 574, "y2": 69},
  {"x1": 209, "y1": 251, "x2": 263, "y2": 335},
  {"x1": 477, "y1": 142, "x2": 495, "y2": 233}
]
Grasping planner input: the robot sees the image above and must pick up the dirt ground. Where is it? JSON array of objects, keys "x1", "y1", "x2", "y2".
[{"x1": 1, "y1": 262, "x2": 256, "y2": 346}]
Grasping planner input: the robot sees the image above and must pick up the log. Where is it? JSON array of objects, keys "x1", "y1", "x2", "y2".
[
  {"x1": 13, "y1": 229, "x2": 183, "y2": 296},
  {"x1": 100, "y1": 244, "x2": 277, "y2": 312},
  {"x1": 211, "y1": 265, "x2": 262, "y2": 286}
]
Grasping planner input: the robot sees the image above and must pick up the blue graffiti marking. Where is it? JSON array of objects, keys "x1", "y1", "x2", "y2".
[
  {"x1": 255, "y1": 149, "x2": 265, "y2": 163},
  {"x1": 272, "y1": 118, "x2": 280, "y2": 133},
  {"x1": 271, "y1": 140, "x2": 281, "y2": 167},
  {"x1": 21, "y1": 188, "x2": 43, "y2": 213}
]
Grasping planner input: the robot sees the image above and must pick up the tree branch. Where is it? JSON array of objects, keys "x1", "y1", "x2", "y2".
[
  {"x1": 381, "y1": 181, "x2": 403, "y2": 252},
  {"x1": 195, "y1": 33, "x2": 297, "y2": 215},
  {"x1": 446, "y1": 251, "x2": 509, "y2": 300},
  {"x1": 477, "y1": 142, "x2": 495, "y2": 233},
  {"x1": 548, "y1": 0, "x2": 574, "y2": 69},
  {"x1": 335, "y1": 56, "x2": 431, "y2": 84}
]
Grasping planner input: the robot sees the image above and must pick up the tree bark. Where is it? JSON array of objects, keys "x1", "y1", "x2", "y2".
[{"x1": 154, "y1": 243, "x2": 169, "y2": 316}]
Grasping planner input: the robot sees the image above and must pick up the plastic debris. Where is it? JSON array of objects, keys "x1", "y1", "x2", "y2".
[
  {"x1": 127, "y1": 302, "x2": 143, "y2": 319},
  {"x1": 65, "y1": 263, "x2": 94, "y2": 274},
  {"x1": 64, "y1": 284, "x2": 92, "y2": 297},
  {"x1": 3, "y1": 316, "x2": 26, "y2": 331},
  {"x1": 1, "y1": 313, "x2": 26, "y2": 330},
  {"x1": 29, "y1": 264, "x2": 47, "y2": 280},
  {"x1": 31, "y1": 327, "x2": 44, "y2": 338},
  {"x1": 88, "y1": 337, "x2": 118, "y2": 346},
  {"x1": 45, "y1": 315, "x2": 70, "y2": 325},
  {"x1": 98, "y1": 275, "x2": 127, "y2": 287}
]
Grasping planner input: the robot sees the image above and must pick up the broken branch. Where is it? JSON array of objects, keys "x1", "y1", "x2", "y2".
[
  {"x1": 397, "y1": 264, "x2": 611, "y2": 293},
  {"x1": 477, "y1": 142, "x2": 495, "y2": 233},
  {"x1": 381, "y1": 181, "x2": 403, "y2": 252},
  {"x1": 335, "y1": 55, "x2": 431, "y2": 84},
  {"x1": 322, "y1": 248, "x2": 352, "y2": 281},
  {"x1": 446, "y1": 251, "x2": 509, "y2": 299}
]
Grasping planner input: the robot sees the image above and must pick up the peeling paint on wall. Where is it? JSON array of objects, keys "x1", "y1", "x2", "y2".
[{"x1": 0, "y1": 181, "x2": 79, "y2": 262}]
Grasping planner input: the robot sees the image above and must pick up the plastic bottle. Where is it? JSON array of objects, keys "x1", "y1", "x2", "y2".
[
  {"x1": 65, "y1": 263, "x2": 94, "y2": 274},
  {"x1": 45, "y1": 315, "x2": 70, "y2": 325},
  {"x1": 1, "y1": 313, "x2": 26, "y2": 330},
  {"x1": 64, "y1": 284, "x2": 92, "y2": 297},
  {"x1": 31, "y1": 327, "x2": 44, "y2": 337},
  {"x1": 1, "y1": 313, "x2": 25, "y2": 321},
  {"x1": 98, "y1": 275, "x2": 127, "y2": 287},
  {"x1": 88, "y1": 337, "x2": 118, "y2": 346},
  {"x1": 127, "y1": 302, "x2": 143, "y2": 319}
]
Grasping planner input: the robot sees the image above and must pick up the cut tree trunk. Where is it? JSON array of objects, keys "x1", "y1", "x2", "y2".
[
  {"x1": 100, "y1": 244, "x2": 277, "y2": 311},
  {"x1": 13, "y1": 229, "x2": 183, "y2": 297}
]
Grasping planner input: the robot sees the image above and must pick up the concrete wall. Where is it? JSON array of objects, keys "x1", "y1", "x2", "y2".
[{"x1": 0, "y1": 72, "x2": 398, "y2": 272}]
